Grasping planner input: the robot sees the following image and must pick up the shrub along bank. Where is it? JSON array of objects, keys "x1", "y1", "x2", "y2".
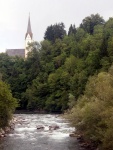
[
  {"x1": 0, "y1": 80, "x2": 17, "y2": 129},
  {"x1": 67, "y1": 66, "x2": 113, "y2": 149}
]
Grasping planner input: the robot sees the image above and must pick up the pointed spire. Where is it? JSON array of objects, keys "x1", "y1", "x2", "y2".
[
  {"x1": 25, "y1": 13, "x2": 33, "y2": 39},
  {"x1": 27, "y1": 13, "x2": 32, "y2": 33}
]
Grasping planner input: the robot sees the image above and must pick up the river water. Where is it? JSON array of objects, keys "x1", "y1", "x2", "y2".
[{"x1": 0, "y1": 114, "x2": 82, "y2": 150}]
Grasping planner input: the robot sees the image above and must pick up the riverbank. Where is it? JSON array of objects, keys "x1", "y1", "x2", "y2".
[
  {"x1": 69, "y1": 131, "x2": 99, "y2": 150},
  {"x1": 0, "y1": 117, "x2": 18, "y2": 138}
]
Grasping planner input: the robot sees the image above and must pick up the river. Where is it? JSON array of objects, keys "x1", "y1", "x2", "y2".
[{"x1": 0, "y1": 114, "x2": 82, "y2": 150}]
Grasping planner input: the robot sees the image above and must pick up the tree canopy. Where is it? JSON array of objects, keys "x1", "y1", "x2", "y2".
[
  {"x1": 80, "y1": 14, "x2": 105, "y2": 34},
  {"x1": 44, "y1": 23, "x2": 66, "y2": 42}
]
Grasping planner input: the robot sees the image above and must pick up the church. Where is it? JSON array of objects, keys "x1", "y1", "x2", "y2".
[{"x1": 6, "y1": 15, "x2": 33, "y2": 58}]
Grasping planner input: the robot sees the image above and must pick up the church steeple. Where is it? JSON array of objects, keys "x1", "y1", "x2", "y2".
[
  {"x1": 25, "y1": 14, "x2": 33, "y2": 39},
  {"x1": 25, "y1": 14, "x2": 33, "y2": 58}
]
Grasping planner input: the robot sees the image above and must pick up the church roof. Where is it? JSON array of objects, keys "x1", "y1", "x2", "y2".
[
  {"x1": 6, "y1": 49, "x2": 25, "y2": 58},
  {"x1": 25, "y1": 15, "x2": 33, "y2": 39}
]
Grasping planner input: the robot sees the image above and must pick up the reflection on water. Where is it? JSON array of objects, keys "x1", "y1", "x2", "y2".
[{"x1": 0, "y1": 114, "x2": 81, "y2": 150}]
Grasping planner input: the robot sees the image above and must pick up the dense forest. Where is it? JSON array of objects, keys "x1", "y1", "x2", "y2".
[{"x1": 1, "y1": 13, "x2": 113, "y2": 149}]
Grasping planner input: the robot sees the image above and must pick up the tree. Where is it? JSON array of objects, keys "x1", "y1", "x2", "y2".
[
  {"x1": 0, "y1": 53, "x2": 13, "y2": 81},
  {"x1": 0, "y1": 81, "x2": 17, "y2": 127},
  {"x1": 25, "y1": 42, "x2": 41, "y2": 84},
  {"x1": 64, "y1": 55, "x2": 77, "y2": 75},
  {"x1": 40, "y1": 40, "x2": 53, "y2": 63},
  {"x1": 75, "y1": 28, "x2": 87, "y2": 42},
  {"x1": 44, "y1": 23, "x2": 66, "y2": 42},
  {"x1": 80, "y1": 14, "x2": 105, "y2": 34},
  {"x1": 46, "y1": 68, "x2": 70, "y2": 112},
  {"x1": 68, "y1": 24, "x2": 76, "y2": 36}
]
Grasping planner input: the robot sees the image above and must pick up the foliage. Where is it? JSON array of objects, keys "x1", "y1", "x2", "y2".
[
  {"x1": 1, "y1": 14, "x2": 113, "y2": 149},
  {"x1": 44, "y1": 23, "x2": 66, "y2": 43},
  {"x1": 0, "y1": 81, "x2": 17, "y2": 127},
  {"x1": 67, "y1": 71, "x2": 113, "y2": 149},
  {"x1": 0, "y1": 14, "x2": 113, "y2": 115},
  {"x1": 80, "y1": 14, "x2": 105, "y2": 34},
  {"x1": 68, "y1": 24, "x2": 76, "y2": 36},
  {"x1": 0, "y1": 13, "x2": 113, "y2": 149}
]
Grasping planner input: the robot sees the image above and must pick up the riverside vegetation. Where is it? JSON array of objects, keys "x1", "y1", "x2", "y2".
[
  {"x1": 0, "y1": 14, "x2": 113, "y2": 149},
  {"x1": 0, "y1": 80, "x2": 17, "y2": 136}
]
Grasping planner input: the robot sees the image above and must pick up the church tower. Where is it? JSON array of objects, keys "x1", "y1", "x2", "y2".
[{"x1": 25, "y1": 14, "x2": 33, "y2": 58}]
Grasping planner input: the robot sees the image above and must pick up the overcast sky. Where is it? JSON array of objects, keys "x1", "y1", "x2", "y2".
[{"x1": 0, "y1": 0, "x2": 113, "y2": 52}]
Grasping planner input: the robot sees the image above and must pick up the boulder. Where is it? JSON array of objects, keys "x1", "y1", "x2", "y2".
[
  {"x1": 69, "y1": 133, "x2": 77, "y2": 137},
  {"x1": 0, "y1": 128, "x2": 5, "y2": 138},
  {"x1": 0, "y1": 129, "x2": 5, "y2": 135},
  {"x1": 4, "y1": 127, "x2": 10, "y2": 133},
  {"x1": 37, "y1": 125, "x2": 44, "y2": 130},
  {"x1": 49, "y1": 125, "x2": 59, "y2": 130}
]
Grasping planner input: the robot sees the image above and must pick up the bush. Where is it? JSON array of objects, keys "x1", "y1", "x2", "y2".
[
  {"x1": 0, "y1": 81, "x2": 17, "y2": 127},
  {"x1": 67, "y1": 71, "x2": 113, "y2": 149}
]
